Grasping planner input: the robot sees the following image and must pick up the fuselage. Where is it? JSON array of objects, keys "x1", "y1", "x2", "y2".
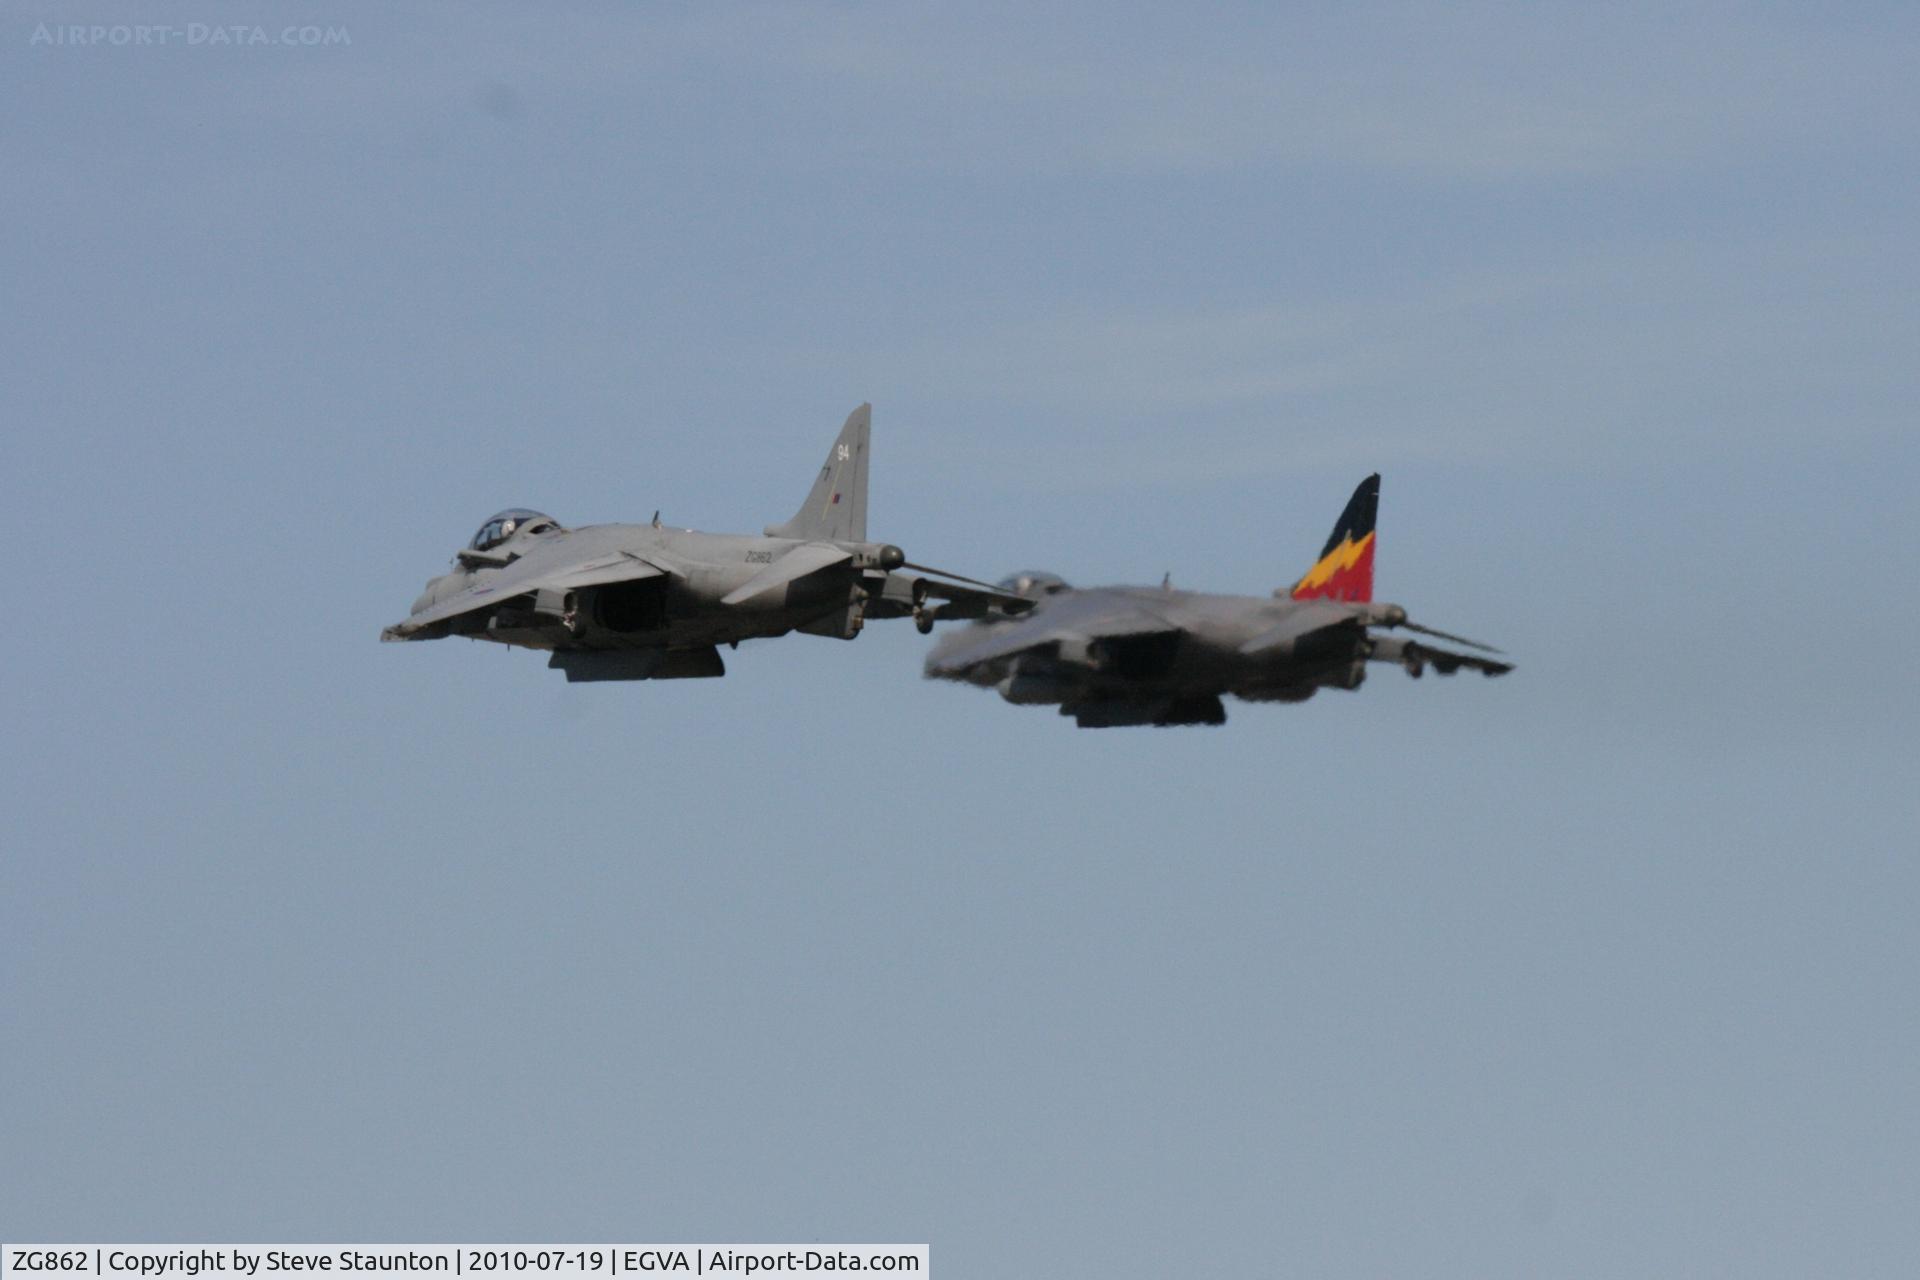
[
  {"x1": 409, "y1": 523, "x2": 877, "y2": 651},
  {"x1": 930, "y1": 585, "x2": 1377, "y2": 707}
]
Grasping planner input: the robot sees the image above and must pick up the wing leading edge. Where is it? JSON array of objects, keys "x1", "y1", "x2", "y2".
[
  {"x1": 924, "y1": 594, "x2": 1178, "y2": 677},
  {"x1": 382, "y1": 551, "x2": 668, "y2": 640}
]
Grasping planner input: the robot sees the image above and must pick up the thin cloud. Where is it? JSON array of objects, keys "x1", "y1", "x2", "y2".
[
  {"x1": 808, "y1": 226, "x2": 1916, "y2": 485},
  {"x1": 633, "y1": 3, "x2": 1919, "y2": 180}
]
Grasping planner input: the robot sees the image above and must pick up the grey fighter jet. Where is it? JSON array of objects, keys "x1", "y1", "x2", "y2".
[
  {"x1": 382, "y1": 405, "x2": 1023, "y2": 681},
  {"x1": 924, "y1": 474, "x2": 1512, "y2": 727}
]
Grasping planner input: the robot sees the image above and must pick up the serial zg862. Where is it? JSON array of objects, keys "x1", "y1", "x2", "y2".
[{"x1": 12, "y1": 1255, "x2": 92, "y2": 1272}]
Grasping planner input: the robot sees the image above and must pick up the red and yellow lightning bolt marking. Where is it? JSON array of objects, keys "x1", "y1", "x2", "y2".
[{"x1": 1291, "y1": 531, "x2": 1375, "y2": 602}]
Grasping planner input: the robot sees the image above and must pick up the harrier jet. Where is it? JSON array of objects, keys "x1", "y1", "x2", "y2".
[
  {"x1": 924, "y1": 475, "x2": 1511, "y2": 726},
  {"x1": 382, "y1": 404, "x2": 1022, "y2": 681}
]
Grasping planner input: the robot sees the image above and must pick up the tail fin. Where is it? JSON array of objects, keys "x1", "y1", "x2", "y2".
[
  {"x1": 766, "y1": 403, "x2": 870, "y2": 543},
  {"x1": 1290, "y1": 473, "x2": 1379, "y2": 602}
]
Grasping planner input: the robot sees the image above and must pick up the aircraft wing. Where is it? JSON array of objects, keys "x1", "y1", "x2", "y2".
[
  {"x1": 719, "y1": 543, "x2": 854, "y2": 606},
  {"x1": 382, "y1": 551, "x2": 668, "y2": 640},
  {"x1": 1238, "y1": 600, "x2": 1366, "y2": 656},
  {"x1": 924, "y1": 593, "x2": 1178, "y2": 676}
]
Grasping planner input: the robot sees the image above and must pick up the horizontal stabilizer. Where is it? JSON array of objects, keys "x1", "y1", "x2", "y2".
[
  {"x1": 1408, "y1": 642, "x2": 1511, "y2": 676},
  {"x1": 1369, "y1": 634, "x2": 1513, "y2": 678}
]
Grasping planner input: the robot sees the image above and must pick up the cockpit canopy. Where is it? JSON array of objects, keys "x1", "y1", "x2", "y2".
[
  {"x1": 469, "y1": 508, "x2": 561, "y2": 552},
  {"x1": 998, "y1": 570, "x2": 1071, "y2": 599}
]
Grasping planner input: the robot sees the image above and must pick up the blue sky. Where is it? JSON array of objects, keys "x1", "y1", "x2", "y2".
[{"x1": 4, "y1": 4, "x2": 1917, "y2": 1276}]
